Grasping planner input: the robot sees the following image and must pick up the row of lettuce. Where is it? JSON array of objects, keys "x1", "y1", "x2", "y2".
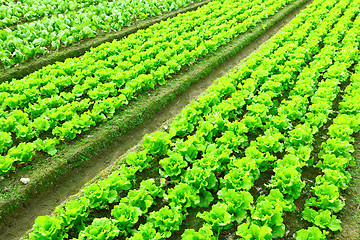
[
  {"x1": 0, "y1": 0, "x2": 297, "y2": 175},
  {"x1": 0, "y1": 0, "x2": 106, "y2": 28},
  {"x1": 0, "y1": 0, "x2": 204, "y2": 69},
  {"x1": 25, "y1": 0, "x2": 360, "y2": 239}
]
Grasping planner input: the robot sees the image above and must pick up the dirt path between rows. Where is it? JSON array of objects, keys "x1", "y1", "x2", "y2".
[{"x1": 0, "y1": 1, "x2": 312, "y2": 239}]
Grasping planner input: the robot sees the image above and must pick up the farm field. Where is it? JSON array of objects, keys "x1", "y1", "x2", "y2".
[
  {"x1": 0, "y1": 0, "x2": 305, "y2": 221},
  {"x1": 0, "y1": 0, "x2": 360, "y2": 239}
]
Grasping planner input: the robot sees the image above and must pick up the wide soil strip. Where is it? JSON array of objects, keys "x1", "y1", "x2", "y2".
[{"x1": 0, "y1": 0, "x2": 311, "y2": 239}]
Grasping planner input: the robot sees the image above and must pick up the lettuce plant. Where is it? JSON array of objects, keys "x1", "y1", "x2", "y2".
[
  {"x1": 278, "y1": 95, "x2": 307, "y2": 121},
  {"x1": 78, "y1": 218, "x2": 120, "y2": 240},
  {"x1": 251, "y1": 189, "x2": 295, "y2": 238},
  {"x1": 269, "y1": 115, "x2": 292, "y2": 132},
  {"x1": 0, "y1": 131, "x2": 13, "y2": 153},
  {"x1": 83, "y1": 174, "x2": 126, "y2": 209},
  {"x1": 251, "y1": 200, "x2": 285, "y2": 238},
  {"x1": 165, "y1": 183, "x2": 200, "y2": 209},
  {"x1": 247, "y1": 103, "x2": 270, "y2": 122},
  {"x1": 305, "y1": 183, "x2": 345, "y2": 213},
  {"x1": 256, "y1": 127, "x2": 284, "y2": 153},
  {"x1": 222, "y1": 157, "x2": 259, "y2": 191},
  {"x1": 315, "y1": 169, "x2": 351, "y2": 190},
  {"x1": 139, "y1": 179, "x2": 164, "y2": 198},
  {"x1": 172, "y1": 138, "x2": 198, "y2": 162},
  {"x1": 216, "y1": 130, "x2": 248, "y2": 152},
  {"x1": 29, "y1": 215, "x2": 64, "y2": 240},
  {"x1": 33, "y1": 138, "x2": 59, "y2": 156},
  {"x1": 333, "y1": 114, "x2": 360, "y2": 132},
  {"x1": 121, "y1": 189, "x2": 154, "y2": 213},
  {"x1": 84, "y1": 184, "x2": 118, "y2": 209},
  {"x1": 286, "y1": 123, "x2": 313, "y2": 148},
  {"x1": 196, "y1": 121, "x2": 217, "y2": 142},
  {"x1": 316, "y1": 153, "x2": 349, "y2": 171},
  {"x1": 181, "y1": 224, "x2": 215, "y2": 240},
  {"x1": 143, "y1": 132, "x2": 171, "y2": 156},
  {"x1": 182, "y1": 166, "x2": 217, "y2": 191},
  {"x1": 100, "y1": 167, "x2": 133, "y2": 192},
  {"x1": 15, "y1": 124, "x2": 34, "y2": 140},
  {"x1": 275, "y1": 154, "x2": 305, "y2": 170},
  {"x1": 55, "y1": 197, "x2": 90, "y2": 232},
  {"x1": 269, "y1": 166, "x2": 305, "y2": 199},
  {"x1": 243, "y1": 115, "x2": 263, "y2": 132},
  {"x1": 339, "y1": 94, "x2": 360, "y2": 114},
  {"x1": 195, "y1": 144, "x2": 232, "y2": 172},
  {"x1": 319, "y1": 138, "x2": 354, "y2": 160},
  {"x1": 197, "y1": 203, "x2": 232, "y2": 235},
  {"x1": 287, "y1": 145, "x2": 312, "y2": 165},
  {"x1": 295, "y1": 227, "x2": 328, "y2": 240},
  {"x1": 259, "y1": 189, "x2": 295, "y2": 211},
  {"x1": 125, "y1": 149, "x2": 153, "y2": 172},
  {"x1": 169, "y1": 114, "x2": 195, "y2": 138},
  {"x1": 222, "y1": 167, "x2": 255, "y2": 191},
  {"x1": 148, "y1": 206, "x2": 185, "y2": 238},
  {"x1": 7, "y1": 142, "x2": 35, "y2": 163},
  {"x1": 0, "y1": 155, "x2": 15, "y2": 175},
  {"x1": 218, "y1": 188, "x2": 253, "y2": 223},
  {"x1": 305, "y1": 112, "x2": 328, "y2": 131},
  {"x1": 111, "y1": 203, "x2": 142, "y2": 234},
  {"x1": 236, "y1": 222, "x2": 272, "y2": 240},
  {"x1": 129, "y1": 223, "x2": 162, "y2": 240},
  {"x1": 302, "y1": 207, "x2": 342, "y2": 231},
  {"x1": 244, "y1": 145, "x2": 277, "y2": 172},
  {"x1": 182, "y1": 166, "x2": 217, "y2": 207},
  {"x1": 226, "y1": 120, "x2": 249, "y2": 136},
  {"x1": 159, "y1": 152, "x2": 188, "y2": 178},
  {"x1": 328, "y1": 123, "x2": 353, "y2": 141}
]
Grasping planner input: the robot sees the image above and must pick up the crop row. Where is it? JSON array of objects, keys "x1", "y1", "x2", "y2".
[
  {"x1": 0, "y1": 0, "x2": 204, "y2": 68},
  {"x1": 24, "y1": 0, "x2": 360, "y2": 239},
  {"x1": 0, "y1": 0, "x2": 106, "y2": 28},
  {"x1": 0, "y1": 0, "x2": 297, "y2": 175}
]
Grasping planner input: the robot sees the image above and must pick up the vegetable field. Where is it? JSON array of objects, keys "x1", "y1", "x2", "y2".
[
  {"x1": 1, "y1": 0, "x2": 360, "y2": 239},
  {"x1": 0, "y1": 0, "x2": 206, "y2": 68},
  {"x1": 0, "y1": 0, "x2": 296, "y2": 178}
]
